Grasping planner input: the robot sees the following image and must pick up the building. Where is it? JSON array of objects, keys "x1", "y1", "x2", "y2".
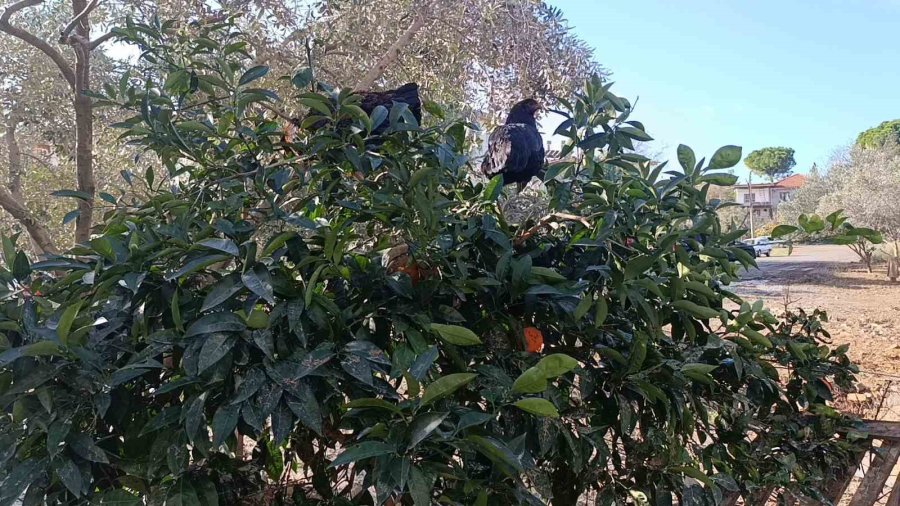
[{"x1": 733, "y1": 174, "x2": 806, "y2": 219}]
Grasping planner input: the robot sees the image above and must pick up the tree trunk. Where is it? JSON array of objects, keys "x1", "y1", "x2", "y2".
[
  {"x1": 2, "y1": 116, "x2": 58, "y2": 255},
  {"x1": 355, "y1": 1, "x2": 432, "y2": 90},
  {"x1": 72, "y1": 0, "x2": 95, "y2": 244}
]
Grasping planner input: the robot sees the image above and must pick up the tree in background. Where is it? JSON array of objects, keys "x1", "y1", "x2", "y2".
[
  {"x1": 0, "y1": 0, "x2": 123, "y2": 245},
  {"x1": 856, "y1": 119, "x2": 900, "y2": 149},
  {"x1": 744, "y1": 146, "x2": 796, "y2": 182},
  {"x1": 779, "y1": 143, "x2": 900, "y2": 273}
]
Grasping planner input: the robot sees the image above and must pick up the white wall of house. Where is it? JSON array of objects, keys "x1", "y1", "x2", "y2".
[{"x1": 734, "y1": 187, "x2": 773, "y2": 204}]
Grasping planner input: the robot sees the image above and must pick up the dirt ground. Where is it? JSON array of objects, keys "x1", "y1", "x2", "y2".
[{"x1": 733, "y1": 244, "x2": 900, "y2": 376}]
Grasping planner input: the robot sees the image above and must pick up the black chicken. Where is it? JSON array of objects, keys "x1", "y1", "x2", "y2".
[
  {"x1": 481, "y1": 99, "x2": 545, "y2": 190},
  {"x1": 298, "y1": 82, "x2": 422, "y2": 138},
  {"x1": 358, "y1": 82, "x2": 422, "y2": 136}
]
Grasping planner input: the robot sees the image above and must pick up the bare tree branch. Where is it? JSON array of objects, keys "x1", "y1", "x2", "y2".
[
  {"x1": 0, "y1": 0, "x2": 76, "y2": 88},
  {"x1": 88, "y1": 29, "x2": 114, "y2": 50},
  {"x1": 355, "y1": 1, "x2": 433, "y2": 90},
  {"x1": 59, "y1": 0, "x2": 98, "y2": 42}
]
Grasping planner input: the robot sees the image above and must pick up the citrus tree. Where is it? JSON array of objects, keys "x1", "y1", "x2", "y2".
[{"x1": 0, "y1": 18, "x2": 860, "y2": 506}]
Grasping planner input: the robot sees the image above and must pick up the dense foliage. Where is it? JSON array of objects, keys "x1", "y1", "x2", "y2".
[
  {"x1": 856, "y1": 119, "x2": 900, "y2": 149},
  {"x1": 0, "y1": 19, "x2": 861, "y2": 506},
  {"x1": 744, "y1": 146, "x2": 796, "y2": 182}
]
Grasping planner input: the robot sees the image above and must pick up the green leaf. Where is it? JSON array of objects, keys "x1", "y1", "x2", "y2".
[
  {"x1": 681, "y1": 363, "x2": 718, "y2": 375},
  {"x1": 287, "y1": 381, "x2": 324, "y2": 436},
  {"x1": 164, "y1": 291, "x2": 181, "y2": 336},
  {"x1": 242, "y1": 264, "x2": 275, "y2": 304},
  {"x1": 329, "y1": 441, "x2": 395, "y2": 468},
  {"x1": 184, "y1": 312, "x2": 245, "y2": 337},
  {"x1": 574, "y1": 293, "x2": 592, "y2": 321},
  {"x1": 238, "y1": 65, "x2": 269, "y2": 86},
  {"x1": 408, "y1": 466, "x2": 433, "y2": 506},
  {"x1": 408, "y1": 412, "x2": 448, "y2": 448},
  {"x1": 513, "y1": 398, "x2": 559, "y2": 418},
  {"x1": 20, "y1": 340, "x2": 63, "y2": 360},
  {"x1": 698, "y1": 172, "x2": 739, "y2": 186},
  {"x1": 93, "y1": 490, "x2": 141, "y2": 505},
  {"x1": 594, "y1": 296, "x2": 609, "y2": 327},
  {"x1": 466, "y1": 435, "x2": 523, "y2": 475},
  {"x1": 708, "y1": 145, "x2": 742, "y2": 169},
  {"x1": 673, "y1": 300, "x2": 721, "y2": 320},
  {"x1": 12, "y1": 251, "x2": 30, "y2": 280},
  {"x1": 511, "y1": 367, "x2": 547, "y2": 394},
  {"x1": 677, "y1": 144, "x2": 696, "y2": 172},
  {"x1": 535, "y1": 353, "x2": 578, "y2": 378},
  {"x1": 68, "y1": 433, "x2": 109, "y2": 463},
  {"x1": 165, "y1": 254, "x2": 230, "y2": 281},
  {"x1": 627, "y1": 332, "x2": 648, "y2": 374},
  {"x1": 51, "y1": 189, "x2": 93, "y2": 201},
  {"x1": 420, "y1": 373, "x2": 478, "y2": 406},
  {"x1": 429, "y1": 323, "x2": 482, "y2": 346},
  {"x1": 56, "y1": 302, "x2": 83, "y2": 345},
  {"x1": 54, "y1": 457, "x2": 83, "y2": 497},
  {"x1": 483, "y1": 175, "x2": 504, "y2": 202},
  {"x1": 201, "y1": 274, "x2": 244, "y2": 312},
  {"x1": 409, "y1": 346, "x2": 439, "y2": 380},
  {"x1": 198, "y1": 238, "x2": 239, "y2": 256},
  {"x1": 211, "y1": 403, "x2": 241, "y2": 447},
  {"x1": 198, "y1": 333, "x2": 236, "y2": 373},
  {"x1": 618, "y1": 125, "x2": 653, "y2": 141},
  {"x1": 344, "y1": 398, "x2": 403, "y2": 415},
  {"x1": 799, "y1": 214, "x2": 826, "y2": 234},
  {"x1": 291, "y1": 67, "x2": 314, "y2": 89},
  {"x1": 625, "y1": 255, "x2": 655, "y2": 279}
]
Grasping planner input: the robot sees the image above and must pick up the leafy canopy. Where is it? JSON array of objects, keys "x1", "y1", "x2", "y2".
[
  {"x1": 856, "y1": 119, "x2": 900, "y2": 149},
  {"x1": 744, "y1": 146, "x2": 796, "y2": 182},
  {"x1": 0, "y1": 17, "x2": 860, "y2": 506}
]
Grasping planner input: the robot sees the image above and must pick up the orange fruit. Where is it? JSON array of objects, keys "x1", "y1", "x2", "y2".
[{"x1": 524, "y1": 326, "x2": 544, "y2": 353}]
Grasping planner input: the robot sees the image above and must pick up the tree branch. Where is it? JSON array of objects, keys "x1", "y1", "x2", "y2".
[
  {"x1": 88, "y1": 30, "x2": 114, "y2": 50},
  {"x1": 0, "y1": 186, "x2": 58, "y2": 255},
  {"x1": 59, "y1": 0, "x2": 98, "y2": 42},
  {"x1": 355, "y1": 1, "x2": 433, "y2": 90},
  {"x1": 3, "y1": 117, "x2": 23, "y2": 198},
  {"x1": 513, "y1": 213, "x2": 592, "y2": 246},
  {"x1": 0, "y1": 0, "x2": 76, "y2": 88}
]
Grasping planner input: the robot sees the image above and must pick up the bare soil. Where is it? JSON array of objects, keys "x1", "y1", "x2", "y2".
[{"x1": 733, "y1": 244, "x2": 900, "y2": 377}]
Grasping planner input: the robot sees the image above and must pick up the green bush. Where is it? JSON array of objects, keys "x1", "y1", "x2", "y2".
[{"x1": 0, "y1": 18, "x2": 860, "y2": 505}]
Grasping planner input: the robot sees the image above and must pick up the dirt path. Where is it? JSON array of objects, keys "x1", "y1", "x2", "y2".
[{"x1": 732, "y1": 244, "x2": 900, "y2": 376}]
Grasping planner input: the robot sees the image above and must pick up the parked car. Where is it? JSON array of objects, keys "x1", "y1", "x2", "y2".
[
  {"x1": 746, "y1": 237, "x2": 773, "y2": 257},
  {"x1": 728, "y1": 241, "x2": 757, "y2": 261}
]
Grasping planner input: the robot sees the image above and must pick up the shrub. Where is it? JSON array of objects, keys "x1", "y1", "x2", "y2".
[{"x1": 0, "y1": 18, "x2": 860, "y2": 505}]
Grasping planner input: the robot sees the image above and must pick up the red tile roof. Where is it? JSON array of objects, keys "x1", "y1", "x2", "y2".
[{"x1": 775, "y1": 174, "x2": 806, "y2": 189}]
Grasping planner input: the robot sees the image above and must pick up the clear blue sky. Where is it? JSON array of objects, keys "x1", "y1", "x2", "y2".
[{"x1": 546, "y1": 0, "x2": 900, "y2": 177}]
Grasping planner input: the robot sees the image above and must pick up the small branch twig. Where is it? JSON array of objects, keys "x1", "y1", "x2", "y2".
[
  {"x1": 59, "y1": 0, "x2": 99, "y2": 42},
  {"x1": 513, "y1": 212, "x2": 591, "y2": 246}
]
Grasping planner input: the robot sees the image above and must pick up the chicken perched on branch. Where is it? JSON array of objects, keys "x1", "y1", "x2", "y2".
[
  {"x1": 358, "y1": 82, "x2": 422, "y2": 135},
  {"x1": 298, "y1": 82, "x2": 422, "y2": 138},
  {"x1": 481, "y1": 99, "x2": 545, "y2": 191}
]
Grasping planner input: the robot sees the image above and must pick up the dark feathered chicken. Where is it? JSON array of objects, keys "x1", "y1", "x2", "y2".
[
  {"x1": 481, "y1": 99, "x2": 545, "y2": 190},
  {"x1": 358, "y1": 82, "x2": 422, "y2": 135},
  {"x1": 298, "y1": 83, "x2": 422, "y2": 137}
]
